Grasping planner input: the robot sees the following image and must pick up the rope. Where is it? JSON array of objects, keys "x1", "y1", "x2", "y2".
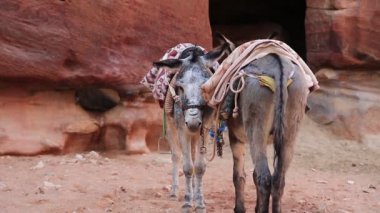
[
  {"x1": 162, "y1": 108, "x2": 167, "y2": 137},
  {"x1": 205, "y1": 104, "x2": 223, "y2": 162},
  {"x1": 157, "y1": 108, "x2": 168, "y2": 154},
  {"x1": 229, "y1": 70, "x2": 260, "y2": 118}
]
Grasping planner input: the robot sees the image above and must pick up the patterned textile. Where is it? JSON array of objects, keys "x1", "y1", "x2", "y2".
[{"x1": 141, "y1": 43, "x2": 218, "y2": 107}]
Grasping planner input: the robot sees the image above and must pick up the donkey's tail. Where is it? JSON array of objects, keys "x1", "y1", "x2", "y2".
[{"x1": 272, "y1": 54, "x2": 288, "y2": 167}]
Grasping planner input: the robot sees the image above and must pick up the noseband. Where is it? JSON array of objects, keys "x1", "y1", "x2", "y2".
[{"x1": 182, "y1": 103, "x2": 206, "y2": 111}]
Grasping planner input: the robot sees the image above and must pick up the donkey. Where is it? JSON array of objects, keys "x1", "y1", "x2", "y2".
[
  {"x1": 153, "y1": 44, "x2": 229, "y2": 212},
  {"x1": 214, "y1": 37, "x2": 309, "y2": 213},
  {"x1": 229, "y1": 55, "x2": 308, "y2": 213},
  {"x1": 154, "y1": 37, "x2": 309, "y2": 212}
]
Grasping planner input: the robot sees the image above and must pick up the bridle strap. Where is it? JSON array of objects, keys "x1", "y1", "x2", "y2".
[{"x1": 182, "y1": 104, "x2": 205, "y2": 111}]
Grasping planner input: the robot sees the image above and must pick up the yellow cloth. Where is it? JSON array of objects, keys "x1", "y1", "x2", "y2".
[{"x1": 259, "y1": 75, "x2": 293, "y2": 93}]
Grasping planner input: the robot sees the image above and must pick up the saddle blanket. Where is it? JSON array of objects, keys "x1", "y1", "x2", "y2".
[{"x1": 201, "y1": 39, "x2": 320, "y2": 107}]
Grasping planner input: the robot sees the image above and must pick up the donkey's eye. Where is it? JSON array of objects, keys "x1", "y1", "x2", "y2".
[{"x1": 176, "y1": 86, "x2": 184, "y2": 94}]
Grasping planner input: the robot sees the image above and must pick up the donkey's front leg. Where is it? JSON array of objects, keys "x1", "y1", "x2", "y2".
[
  {"x1": 193, "y1": 136, "x2": 206, "y2": 212},
  {"x1": 179, "y1": 134, "x2": 194, "y2": 212}
]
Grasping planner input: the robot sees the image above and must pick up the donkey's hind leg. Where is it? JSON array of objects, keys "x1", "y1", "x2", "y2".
[
  {"x1": 271, "y1": 73, "x2": 307, "y2": 213},
  {"x1": 167, "y1": 117, "x2": 181, "y2": 200},
  {"x1": 229, "y1": 126, "x2": 247, "y2": 213},
  {"x1": 240, "y1": 79, "x2": 274, "y2": 213}
]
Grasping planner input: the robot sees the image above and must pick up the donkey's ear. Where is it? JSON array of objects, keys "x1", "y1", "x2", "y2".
[
  {"x1": 214, "y1": 32, "x2": 236, "y2": 53},
  {"x1": 201, "y1": 42, "x2": 229, "y2": 66},
  {"x1": 153, "y1": 59, "x2": 182, "y2": 69},
  {"x1": 267, "y1": 31, "x2": 279, "y2": 39}
]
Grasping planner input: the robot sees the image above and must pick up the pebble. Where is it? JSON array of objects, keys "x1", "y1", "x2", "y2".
[
  {"x1": 0, "y1": 181, "x2": 9, "y2": 191},
  {"x1": 162, "y1": 185, "x2": 171, "y2": 192},
  {"x1": 31, "y1": 161, "x2": 45, "y2": 170},
  {"x1": 87, "y1": 151, "x2": 100, "y2": 159},
  {"x1": 298, "y1": 199, "x2": 306, "y2": 204},
  {"x1": 75, "y1": 154, "x2": 85, "y2": 161},
  {"x1": 120, "y1": 186, "x2": 127, "y2": 193},
  {"x1": 43, "y1": 181, "x2": 62, "y2": 189},
  {"x1": 154, "y1": 192, "x2": 162, "y2": 198},
  {"x1": 347, "y1": 180, "x2": 355, "y2": 185}
]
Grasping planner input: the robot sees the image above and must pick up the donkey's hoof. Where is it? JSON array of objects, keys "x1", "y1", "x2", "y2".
[
  {"x1": 233, "y1": 206, "x2": 246, "y2": 213},
  {"x1": 195, "y1": 206, "x2": 207, "y2": 213},
  {"x1": 169, "y1": 194, "x2": 178, "y2": 201},
  {"x1": 181, "y1": 204, "x2": 192, "y2": 213}
]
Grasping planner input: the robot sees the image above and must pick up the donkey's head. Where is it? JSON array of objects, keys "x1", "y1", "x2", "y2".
[{"x1": 153, "y1": 45, "x2": 228, "y2": 133}]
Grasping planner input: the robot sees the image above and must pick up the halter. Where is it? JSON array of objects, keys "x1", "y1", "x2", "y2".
[{"x1": 167, "y1": 77, "x2": 207, "y2": 112}]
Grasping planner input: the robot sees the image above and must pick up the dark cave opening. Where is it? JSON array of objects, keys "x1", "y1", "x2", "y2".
[{"x1": 209, "y1": 0, "x2": 307, "y2": 60}]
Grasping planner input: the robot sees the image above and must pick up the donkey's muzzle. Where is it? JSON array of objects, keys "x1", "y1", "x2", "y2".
[{"x1": 185, "y1": 108, "x2": 202, "y2": 132}]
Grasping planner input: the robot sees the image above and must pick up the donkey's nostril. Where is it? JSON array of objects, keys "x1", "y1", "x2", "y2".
[
  {"x1": 198, "y1": 122, "x2": 202, "y2": 127},
  {"x1": 185, "y1": 122, "x2": 188, "y2": 126}
]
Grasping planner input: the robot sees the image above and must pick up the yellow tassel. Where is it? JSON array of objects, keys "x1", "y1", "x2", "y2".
[{"x1": 258, "y1": 75, "x2": 293, "y2": 92}]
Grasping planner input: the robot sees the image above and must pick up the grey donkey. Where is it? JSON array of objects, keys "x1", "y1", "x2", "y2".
[
  {"x1": 216, "y1": 35, "x2": 309, "y2": 213},
  {"x1": 153, "y1": 44, "x2": 229, "y2": 212}
]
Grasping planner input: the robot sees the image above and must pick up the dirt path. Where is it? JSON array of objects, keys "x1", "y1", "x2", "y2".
[{"x1": 0, "y1": 118, "x2": 379, "y2": 213}]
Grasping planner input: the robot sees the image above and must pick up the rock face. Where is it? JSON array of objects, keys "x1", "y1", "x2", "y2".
[
  {"x1": 0, "y1": 82, "x2": 162, "y2": 155},
  {"x1": 307, "y1": 69, "x2": 380, "y2": 142},
  {"x1": 0, "y1": 0, "x2": 212, "y2": 90},
  {"x1": 305, "y1": 0, "x2": 380, "y2": 141},
  {"x1": 306, "y1": 0, "x2": 380, "y2": 69},
  {"x1": 0, "y1": 0, "x2": 212, "y2": 155}
]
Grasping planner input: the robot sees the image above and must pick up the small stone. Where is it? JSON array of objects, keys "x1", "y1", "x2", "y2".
[
  {"x1": 87, "y1": 151, "x2": 100, "y2": 159},
  {"x1": 154, "y1": 192, "x2": 162, "y2": 198},
  {"x1": 37, "y1": 187, "x2": 45, "y2": 194},
  {"x1": 120, "y1": 186, "x2": 127, "y2": 193},
  {"x1": 362, "y1": 190, "x2": 369, "y2": 193},
  {"x1": 0, "y1": 181, "x2": 10, "y2": 191},
  {"x1": 351, "y1": 163, "x2": 356, "y2": 167},
  {"x1": 298, "y1": 199, "x2": 306, "y2": 204},
  {"x1": 369, "y1": 184, "x2": 376, "y2": 189},
  {"x1": 75, "y1": 154, "x2": 85, "y2": 161},
  {"x1": 162, "y1": 185, "x2": 171, "y2": 192},
  {"x1": 316, "y1": 180, "x2": 328, "y2": 184},
  {"x1": 31, "y1": 161, "x2": 45, "y2": 170},
  {"x1": 105, "y1": 207, "x2": 112, "y2": 212},
  {"x1": 43, "y1": 181, "x2": 62, "y2": 189},
  {"x1": 347, "y1": 180, "x2": 355, "y2": 185}
]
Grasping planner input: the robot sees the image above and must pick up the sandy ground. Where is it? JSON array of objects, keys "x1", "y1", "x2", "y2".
[{"x1": 0, "y1": 117, "x2": 379, "y2": 213}]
